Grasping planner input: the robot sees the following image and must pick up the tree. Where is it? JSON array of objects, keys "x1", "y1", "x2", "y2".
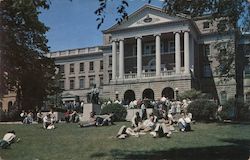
[
  {"x1": 94, "y1": 0, "x2": 250, "y2": 120},
  {"x1": 0, "y1": 0, "x2": 60, "y2": 110}
]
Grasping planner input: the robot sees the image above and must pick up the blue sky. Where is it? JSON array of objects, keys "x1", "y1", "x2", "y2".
[{"x1": 39, "y1": 0, "x2": 163, "y2": 52}]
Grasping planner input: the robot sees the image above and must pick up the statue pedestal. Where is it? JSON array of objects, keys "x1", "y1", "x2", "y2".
[{"x1": 82, "y1": 103, "x2": 101, "y2": 121}]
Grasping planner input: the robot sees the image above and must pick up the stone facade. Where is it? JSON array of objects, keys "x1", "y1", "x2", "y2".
[
  {"x1": 46, "y1": 5, "x2": 250, "y2": 105},
  {"x1": 1, "y1": 5, "x2": 250, "y2": 111}
]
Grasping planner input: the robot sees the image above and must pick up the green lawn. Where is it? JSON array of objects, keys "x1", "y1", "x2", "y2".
[{"x1": 0, "y1": 122, "x2": 250, "y2": 160}]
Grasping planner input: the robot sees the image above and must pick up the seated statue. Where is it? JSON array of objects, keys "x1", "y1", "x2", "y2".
[{"x1": 87, "y1": 84, "x2": 99, "y2": 104}]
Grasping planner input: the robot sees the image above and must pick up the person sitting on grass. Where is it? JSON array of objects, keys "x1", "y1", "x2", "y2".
[
  {"x1": 20, "y1": 110, "x2": 27, "y2": 123},
  {"x1": 0, "y1": 130, "x2": 20, "y2": 149},
  {"x1": 178, "y1": 112, "x2": 191, "y2": 132},
  {"x1": 69, "y1": 110, "x2": 79, "y2": 123},
  {"x1": 131, "y1": 112, "x2": 142, "y2": 128},
  {"x1": 64, "y1": 109, "x2": 71, "y2": 123},
  {"x1": 36, "y1": 111, "x2": 44, "y2": 123},
  {"x1": 133, "y1": 113, "x2": 156, "y2": 133},
  {"x1": 150, "y1": 113, "x2": 172, "y2": 138},
  {"x1": 43, "y1": 113, "x2": 55, "y2": 130},
  {"x1": 79, "y1": 112, "x2": 97, "y2": 128}
]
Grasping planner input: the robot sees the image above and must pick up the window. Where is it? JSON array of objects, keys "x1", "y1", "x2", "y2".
[
  {"x1": 100, "y1": 60, "x2": 103, "y2": 70},
  {"x1": 89, "y1": 76, "x2": 95, "y2": 87},
  {"x1": 245, "y1": 65, "x2": 250, "y2": 77},
  {"x1": 59, "y1": 65, "x2": 65, "y2": 74},
  {"x1": 144, "y1": 43, "x2": 155, "y2": 55},
  {"x1": 246, "y1": 92, "x2": 250, "y2": 104},
  {"x1": 203, "y1": 64, "x2": 212, "y2": 77},
  {"x1": 168, "y1": 41, "x2": 175, "y2": 52},
  {"x1": 132, "y1": 45, "x2": 137, "y2": 56},
  {"x1": 160, "y1": 42, "x2": 164, "y2": 53},
  {"x1": 89, "y1": 62, "x2": 94, "y2": 71},
  {"x1": 59, "y1": 80, "x2": 65, "y2": 89},
  {"x1": 109, "y1": 56, "x2": 112, "y2": 66},
  {"x1": 99, "y1": 75, "x2": 103, "y2": 86},
  {"x1": 151, "y1": 45, "x2": 155, "y2": 53},
  {"x1": 204, "y1": 44, "x2": 210, "y2": 56},
  {"x1": 220, "y1": 91, "x2": 227, "y2": 105},
  {"x1": 203, "y1": 21, "x2": 210, "y2": 29},
  {"x1": 70, "y1": 64, "x2": 74, "y2": 74},
  {"x1": 144, "y1": 45, "x2": 150, "y2": 55},
  {"x1": 79, "y1": 78, "x2": 85, "y2": 89},
  {"x1": 69, "y1": 79, "x2": 75, "y2": 89},
  {"x1": 80, "y1": 62, "x2": 84, "y2": 72},
  {"x1": 109, "y1": 73, "x2": 112, "y2": 81}
]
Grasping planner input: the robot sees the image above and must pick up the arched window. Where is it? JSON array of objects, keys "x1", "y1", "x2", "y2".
[
  {"x1": 142, "y1": 88, "x2": 154, "y2": 100},
  {"x1": 124, "y1": 90, "x2": 136, "y2": 104},
  {"x1": 162, "y1": 87, "x2": 174, "y2": 100}
]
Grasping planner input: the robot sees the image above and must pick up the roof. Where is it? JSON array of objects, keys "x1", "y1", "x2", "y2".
[{"x1": 103, "y1": 4, "x2": 189, "y2": 34}]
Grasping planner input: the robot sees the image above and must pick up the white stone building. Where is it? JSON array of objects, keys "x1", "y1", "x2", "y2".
[{"x1": 45, "y1": 5, "x2": 250, "y2": 105}]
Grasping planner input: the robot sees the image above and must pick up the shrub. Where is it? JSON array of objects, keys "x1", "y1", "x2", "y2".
[
  {"x1": 187, "y1": 99, "x2": 218, "y2": 121},
  {"x1": 179, "y1": 89, "x2": 212, "y2": 101},
  {"x1": 221, "y1": 98, "x2": 250, "y2": 121},
  {"x1": 100, "y1": 103, "x2": 127, "y2": 121}
]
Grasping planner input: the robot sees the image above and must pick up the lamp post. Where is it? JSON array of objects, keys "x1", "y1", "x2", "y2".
[{"x1": 175, "y1": 88, "x2": 179, "y2": 100}]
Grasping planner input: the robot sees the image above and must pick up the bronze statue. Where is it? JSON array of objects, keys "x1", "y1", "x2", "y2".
[{"x1": 87, "y1": 84, "x2": 99, "y2": 104}]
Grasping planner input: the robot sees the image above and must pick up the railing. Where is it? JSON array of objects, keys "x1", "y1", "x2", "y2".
[
  {"x1": 49, "y1": 46, "x2": 101, "y2": 58},
  {"x1": 124, "y1": 73, "x2": 136, "y2": 79},
  {"x1": 161, "y1": 70, "x2": 175, "y2": 76},
  {"x1": 122, "y1": 70, "x2": 182, "y2": 80},
  {"x1": 142, "y1": 72, "x2": 156, "y2": 78}
]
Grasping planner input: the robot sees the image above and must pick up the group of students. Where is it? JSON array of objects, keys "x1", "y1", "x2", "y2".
[
  {"x1": 117, "y1": 111, "x2": 192, "y2": 139},
  {"x1": 20, "y1": 110, "x2": 34, "y2": 124},
  {"x1": 20, "y1": 109, "x2": 57, "y2": 130}
]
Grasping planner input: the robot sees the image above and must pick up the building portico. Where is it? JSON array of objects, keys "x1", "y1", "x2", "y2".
[{"x1": 110, "y1": 30, "x2": 195, "y2": 81}]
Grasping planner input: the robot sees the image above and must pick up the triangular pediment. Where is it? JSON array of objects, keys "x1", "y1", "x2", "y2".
[{"x1": 104, "y1": 5, "x2": 187, "y2": 33}]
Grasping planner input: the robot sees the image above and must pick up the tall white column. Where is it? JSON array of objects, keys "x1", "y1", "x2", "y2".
[
  {"x1": 136, "y1": 36, "x2": 142, "y2": 78},
  {"x1": 184, "y1": 31, "x2": 190, "y2": 74},
  {"x1": 112, "y1": 41, "x2": 117, "y2": 80},
  {"x1": 119, "y1": 39, "x2": 124, "y2": 79},
  {"x1": 175, "y1": 32, "x2": 181, "y2": 74},
  {"x1": 155, "y1": 34, "x2": 161, "y2": 76},
  {"x1": 190, "y1": 36, "x2": 194, "y2": 69}
]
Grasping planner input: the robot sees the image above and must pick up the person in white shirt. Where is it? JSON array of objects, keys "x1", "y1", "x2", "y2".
[
  {"x1": 43, "y1": 114, "x2": 55, "y2": 129},
  {"x1": 178, "y1": 112, "x2": 191, "y2": 132},
  {"x1": 133, "y1": 113, "x2": 156, "y2": 132},
  {"x1": 0, "y1": 130, "x2": 20, "y2": 149},
  {"x1": 36, "y1": 111, "x2": 44, "y2": 123}
]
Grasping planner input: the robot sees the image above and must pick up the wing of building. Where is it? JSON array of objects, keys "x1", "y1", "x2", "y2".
[{"x1": 40, "y1": 5, "x2": 250, "y2": 107}]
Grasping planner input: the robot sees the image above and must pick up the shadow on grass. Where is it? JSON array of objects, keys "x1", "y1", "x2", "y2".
[
  {"x1": 90, "y1": 138, "x2": 250, "y2": 160},
  {"x1": 89, "y1": 137, "x2": 250, "y2": 160},
  {"x1": 109, "y1": 145, "x2": 249, "y2": 160}
]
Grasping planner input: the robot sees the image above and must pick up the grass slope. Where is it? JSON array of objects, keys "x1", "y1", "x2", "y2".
[{"x1": 0, "y1": 122, "x2": 250, "y2": 160}]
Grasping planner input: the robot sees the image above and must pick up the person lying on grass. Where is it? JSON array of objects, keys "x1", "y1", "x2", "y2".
[
  {"x1": 0, "y1": 130, "x2": 20, "y2": 149},
  {"x1": 150, "y1": 113, "x2": 172, "y2": 138},
  {"x1": 79, "y1": 112, "x2": 115, "y2": 127},
  {"x1": 116, "y1": 113, "x2": 157, "y2": 139},
  {"x1": 133, "y1": 113, "x2": 156, "y2": 132}
]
